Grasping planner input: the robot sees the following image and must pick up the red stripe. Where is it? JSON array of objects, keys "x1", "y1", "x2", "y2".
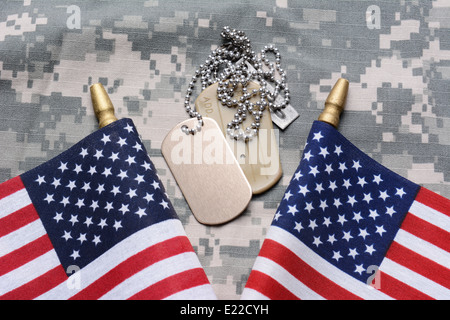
[
  {"x1": 0, "y1": 234, "x2": 54, "y2": 276},
  {"x1": 401, "y1": 213, "x2": 450, "y2": 252},
  {"x1": 259, "y1": 239, "x2": 362, "y2": 300},
  {"x1": 0, "y1": 265, "x2": 67, "y2": 300},
  {"x1": 70, "y1": 236, "x2": 194, "y2": 300},
  {"x1": 378, "y1": 271, "x2": 434, "y2": 300},
  {"x1": 414, "y1": 187, "x2": 450, "y2": 217},
  {"x1": 386, "y1": 242, "x2": 450, "y2": 289},
  {"x1": 244, "y1": 270, "x2": 299, "y2": 300},
  {"x1": 0, "y1": 204, "x2": 39, "y2": 237},
  {"x1": 0, "y1": 176, "x2": 25, "y2": 200},
  {"x1": 129, "y1": 268, "x2": 210, "y2": 300}
]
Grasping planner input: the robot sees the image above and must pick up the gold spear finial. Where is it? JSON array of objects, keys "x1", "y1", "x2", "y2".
[
  {"x1": 318, "y1": 78, "x2": 349, "y2": 128},
  {"x1": 90, "y1": 83, "x2": 118, "y2": 128}
]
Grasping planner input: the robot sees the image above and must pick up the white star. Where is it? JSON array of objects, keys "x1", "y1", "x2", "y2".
[
  {"x1": 312, "y1": 236, "x2": 322, "y2": 247},
  {"x1": 385, "y1": 206, "x2": 396, "y2": 217},
  {"x1": 328, "y1": 180, "x2": 337, "y2": 191},
  {"x1": 369, "y1": 209, "x2": 379, "y2": 220},
  {"x1": 88, "y1": 166, "x2": 97, "y2": 175},
  {"x1": 69, "y1": 215, "x2": 78, "y2": 226},
  {"x1": 113, "y1": 220, "x2": 123, "y2": 231},
  {"x1": 84, "y1": 217, "x2": 94, "y2": 227},
  {"x1": 92, "y1": 235, "x2": 101, "y2": 246},
  {"x1": 347, "y1": 195, "x2": 357, "y2": 207},
  {"x1": 79, "y1": 148, "x2": 88, "y2": 158},
  {"x1": 293, "y1": 171, "x2": 303, "y2": 181},
  {"x1": 73, "y1": 164, "x2": 83, "y2": 174},
  {"x1": 354, "y1": 264, "x2": 365, "y2": 275},
  {"x1": 77, "y1": 233, "x2": 87, "y2": 244},
  {"x1": 287, "y1": 204, "x2": 299, "y2": 216},
  {"x1": 35, "y1": 175, "x2": 46, "y2": 185},
  {"x1": 337, "y1": 214, "x2": 347, "y2": 226},
  {"x1": 102, "y1": 167, "x2": 112, "y2": 178},
  {"x1": 352, "y1": 211, "x2": 363, "y2": 223},
  {"x1": 151, "y1": 180, "x2": 160, "y2": 190},
  {"x1": 352, "y1": 160, "x2": 362, "y2": 172},
  {"x1": 117, "y1": 169, "x2": 128, "y2": 180},
  {"x1": 75, "y1": 198, "x2": 85, "y2": 208},
  {"x1": 144, "y1": 193, "x2": 154, "y2": 203},
  {"x1": 66, "y1": 180, "x2": 77, "y2": 190},
  {"x1": 333, "y1": 198, "x2": 342, "y2": 209},
  {"x1": 298, "y1": 184, "x2": 309, "y2": 196},
  {"x1": 312, "y1": 131, "x2": 323, "y2": 142},
  {"x1": 334, "y1": 145, "x2": 343, "y2": 156},
  {"x1": 342, "y1": 179, "x2": 352, "y2": 189},
  {"x1": 303, "y1": 150, "x2": 313, "y2": 161},
  {"x1": 319, "y1": 147, "x2": 329, "y2": 158},
  {"x1": 373, "y1": 174, "x2": 383, "y2": 185},
  {"x1": 332, "y1": 251, "x2": 343, "y2": 262},
  {"x1": 338, "y1": 162, "x2": 347, "y2": 173},
  {"x1": 58, "y1": 162, "x2": 68, "y2": 173},
  {"x1": 305, "y1": 202, "x2": 314, "y2": 213},
  {"x1": 125, "y1": 156, "x2": 136, "y2": 166},
  {"x1": 51, "y1": 178, "x2": 61, "y2": 188},
  {"x1": 379, "y1": 190, "x2": 390, "y2": 201},
  {"x1": 358, "y1": 228, "x2": 370, "y2": 240},
  {"x1": 60, "y1": 196, "x2": 70, "y2": 207},
  {"x1": 98, "y1": 218, "x2": 108, "y2": 229},
  {"x1": 62, "y1": 230, "x2": 72, "y2": 241},
  {"x1": 365, "y1": 244, "x2": 376, "y2": 255},
  {"x1": 135, "y1": 207, "x2": 147, "y2": 218},
  {"x1": 348, "y1": 248, "x2": 359, "y2": 259},
  {"x1": 284, "y1": 190, "x2": 293, "y2": 201},
  {"x1": 134, "y1": 174, "x2": 145, "y2": 184},
  {"x1": 44, "y1": 193, "x2": 54, "y2": 204},
  {"x1": 323, "y1": 216, "x2": 332, "y2": 227},
  {"x1": 124, "y1": 123, "x2": 134, "y2": 133},
  {"x1": 274, "y1": 211, "x2": 282, "y2": 221},
  {"x1": 53, "y1": 212, "x2": 63, "y2": 223},
  {"x1": 127, "y1": 188, "x2": 137, "y2": 199},
  {"x1": 357, "y1": 176, "x2": 368, "y2": 188},
  {"x1": 327, "y1": 234, "x2": 337, "y2": 245},
  {"x1": 109, "y1": 152, "x2": 120, "y2": 162},
  {"x1": 96, "y1": 183, "x2": 105, "y2": 194},
  {"x1": 315, "y1": 183, "x2": 324, "y2": 194},
  {"x1": 111, "y1": 185, "x2": 121, "y2": 196},
  {"x1": 81, "y1": 182, "x2": 91, "y2": 192},
  {"x1": 363, "y1": 193, "x2": 373, "y2": 204},
  {"x1": 375, "y1": 225, "x2": 386, "y2": 236},
  {"x1": 319, "y1": 199, "x2": 328, "y2": 211},
  {"x1": 324, "y1": 163, "x2": 333, "y2": 175},
  {"x1": 342, "y1": 230, "x2": 353, "y2": 242},
  {"x1": 133, "y1": 142, "x2": 143, "y2": 152},
  {"x1": 70, "y1": 250, "x2": 80, "y2": 260},
  {"x1": 294, "y1": 221, "x2": 303, "y2": 233},
  {"x1": 395, "y1": 188, "x2": 406, "y2": 198},
  {"x1": 308, "y1": 219, "x2": 318, "y2": 231},
  {"x1": 309, "y1": 165, "x2": 320, "y2": 177},
  {"x1": 105, "y1": 202, "x2": 114, "y2": 212},
  {"x1": 141, "y1": 161, "x2": 152, "y2": 171},
  {"x1": 119, "y1": 204, "x2": 130, "y2": 215},
  {"x1": 117, "y1": 137, "x2": 127, "y2": 147},
  {"x1": 101, "y1": 134, "x2": 111, "y2": 145},
  {"x1": 93, "y1": 149, "x2": 104, "y2": 160},
  {"x1": 160, "y1": 200, "x2": 169, "y2": 210}
]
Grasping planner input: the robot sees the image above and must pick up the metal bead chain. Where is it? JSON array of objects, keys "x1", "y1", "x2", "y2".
[{"x1": 183, "y1": 26, "x2": 290, "y2": 141}]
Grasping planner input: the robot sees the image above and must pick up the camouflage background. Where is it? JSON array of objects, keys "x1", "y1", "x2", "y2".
[{"x1": 0, "y1": 0, "x2": 448, "y2": 299}]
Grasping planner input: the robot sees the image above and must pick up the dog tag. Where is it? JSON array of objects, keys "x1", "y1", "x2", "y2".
[
  {"x1": 161, "y1": 117, "x2": 252, "y2": 225},
  {"x1": 195, "y1": 82, "x2": 282, "y2": 194}
]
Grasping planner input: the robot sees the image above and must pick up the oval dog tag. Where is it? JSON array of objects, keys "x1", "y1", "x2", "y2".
[
  {"x1": 161, "y1": 117, "x2": 252, "y2": 225},
  {"x1": 195, "y1": 82, "x2": 282, "y2": 194}
]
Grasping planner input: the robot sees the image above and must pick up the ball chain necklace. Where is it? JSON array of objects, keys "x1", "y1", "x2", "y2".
[{"x1": 182, "y1": 26, "x2": 290, "y2": 142}]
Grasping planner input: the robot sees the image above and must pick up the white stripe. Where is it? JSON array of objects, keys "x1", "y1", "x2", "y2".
[
  {"x1": 241, "y1": 288, "x2": 270, "y2": 300},
  {"x1": 36, "y1": 219, "x2": 190, "y2": 300},
  {"x1": 0, "y1": 220, "x2": 47, "y2": 257},
  {"x1": 266, "y1": 226, "x2": 392, "y2": 300},
  {"x1": 395, "y1": 229, "x2": 450, "y2": 268},
  {"x1": 165, "y1": 284, "x2": 218, "y2": 300},
  {"x1": 0, "y1": 188, "x2": 32, "y2": 219},
  {"x1": 99, "y1": 252, "x2": 205, "y2": 299},
  {"x1": 409, "y1": 201, "x2": 450, "y2": 232},
  {"x1": 248, "y1": 256, "x2": 325, "y2": 300},
  {"x1": 380, "y1": 258, "x2": 450, "y2": 299},
  {"x1": 0, "y1": 249, "x2": 60, "y2": 295}
]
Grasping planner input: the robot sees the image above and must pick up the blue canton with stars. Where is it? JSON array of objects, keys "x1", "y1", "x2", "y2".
[
  {"x1": 273, "y1": 121, "x2": 420, "y2": 283},
  {"x1": 21, "y1": 119, "x2": 178, "y2": 271}
]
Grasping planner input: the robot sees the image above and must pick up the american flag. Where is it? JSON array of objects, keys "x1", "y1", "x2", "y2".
[
  {"x1": 0, "y1": 118, "x2": 216, "y2": 300},
  {"x1": 242, "y1": 120, "x2": 450, "y2": 300}
]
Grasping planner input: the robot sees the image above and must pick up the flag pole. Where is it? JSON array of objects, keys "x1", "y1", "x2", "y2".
[
  {"x1": 318, "y1": 78, "x2": 349, "y2": 128},
  {"x1": 90, "y1": 83, "x2": 118, "y2": 128}
]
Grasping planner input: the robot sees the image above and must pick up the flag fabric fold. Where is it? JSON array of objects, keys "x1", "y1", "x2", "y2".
[
  {"x1": 242, "y1": 120, "x2": 450, "y2": 300},
  {"x1": 0, "y1": 118, "x2": 217, "y2": 300}
]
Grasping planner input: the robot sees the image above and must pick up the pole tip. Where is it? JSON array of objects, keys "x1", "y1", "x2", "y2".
[
  {"x1": 318, "y1": 78, "x2": 349, "y2": 128},
  {"x1": 90, "y1": 83, "x2": 118, "y2": 128}
]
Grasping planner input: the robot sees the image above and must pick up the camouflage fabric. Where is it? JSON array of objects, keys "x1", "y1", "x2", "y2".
[{"x1": 0, "y1": 0, "x2": 448, "y2": 299}]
